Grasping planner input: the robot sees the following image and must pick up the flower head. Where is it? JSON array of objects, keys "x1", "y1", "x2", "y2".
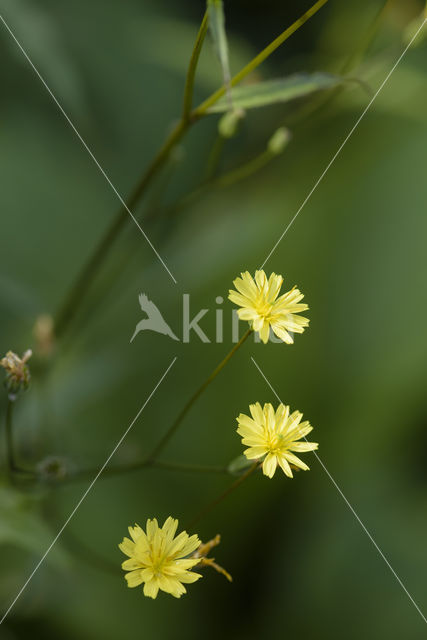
[
  {"x1": 119, "y1": 517, "x2": 202, "y2": 599},
  {"x1": 237, "y1": 402, "x2": 318, "y2": 478},
  {"x1": 228, "y1": 270, "x2": 309, "y2": 344},
  {"x1": 0, "y1": 349, "x2": 32, "y2": 397}
]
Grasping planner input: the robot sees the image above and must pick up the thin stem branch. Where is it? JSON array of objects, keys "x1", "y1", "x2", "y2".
[
  {"x1": 64, "y1": 528, "x2": 119, "y2": 575},
  {"x1": 160, "y1": 149, "x2": 275, "y2": 218},
  {"x1": 187, "y1": 461, "x2": 260, "y2": 529},
  {"x1": 192, "y1": 0, "x2": 329, "y2": 117},
  {"x1": 182, "y1": 11, "x2": 209, "y2": 119},
  {"x1": 203, "y1": 134, "x2": 226, "y2": 181},
  {"x1": 67, "y1": 458, "x2": 228, "y2": 483},
  {"x1": 145, "y1": 329, "x2": 252, "y2": 464},
  {"x1": 341, "y1": 0, "x2": 392, "y2": 75},
  {"x1": 54, "y1": 10, "x2": 208, "y2": 338},
  {"x1": 53, "y1": 118, "x2": 187, "y2": 338},
  {"x1": 151, "y1": 460, "x2": 227, "y2": 474},
  {"x1": 4, "y1": 399, "x2": 16, "y2": 475},
  {"x1": 214, "y1": 149, "x2": 273, "y2": 187},
  {"x1": 57, "y1": 330, "x2": 251, "y2": 484}
]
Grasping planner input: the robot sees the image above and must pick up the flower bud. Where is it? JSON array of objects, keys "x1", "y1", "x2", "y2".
[
  {"x1": 267, "y1": 127, "x2": 291, "y2": 155},
  {"x1": 218, "y1": 108, "x2": 245, "y2": 138},
  {"x1": 34, "y1": 314, "x2": 54, "y2": 358}
]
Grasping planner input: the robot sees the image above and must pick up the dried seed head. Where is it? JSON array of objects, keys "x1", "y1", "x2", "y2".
[{"x1": 0, "y1": 349, "x2": 32, "y2": 398}]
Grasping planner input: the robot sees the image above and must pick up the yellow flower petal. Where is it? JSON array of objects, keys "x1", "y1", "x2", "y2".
[
  {"x1": 119, "y1": 517, "x2": 203, "y2": 599},
  {"x1": 125, "y1": 570, "x2": 145, "y2": 588},
  {"x1": 122, "y1": 558, "x2": 143, "y2": 571},
  {"x1": 262, "y1": 453, "x2": 277, "y2": 478},
  {"x1": 143, "y1": 578, "x2": 160, "y2": 599},
  {"x1": 118, "y1": 537, "x2": 135, "y2": 558}
]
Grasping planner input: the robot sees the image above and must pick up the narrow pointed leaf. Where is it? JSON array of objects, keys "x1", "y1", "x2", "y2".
[{"x1": 207, "y1": 72, "x2": 342, "y2": 113}]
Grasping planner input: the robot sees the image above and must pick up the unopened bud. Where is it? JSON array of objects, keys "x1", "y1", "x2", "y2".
[
  {"x1": 267, "y1": 127, "x2": 291, "y2": 155},
  {"x1": 34, "y1": 314, "x2": 55, "y2": 358},
  {"x1": 218, "y1": 108, "x2": 245, "y2": 138}
]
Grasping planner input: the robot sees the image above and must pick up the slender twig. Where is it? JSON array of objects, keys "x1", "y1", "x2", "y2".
[
  {"x1": 187, "y1": 461, "x2": 260, "y2": 529},
  {"x1": 214, "y1": 149, "x2": 274, "y2": 187},
  {"x1": 66, "y1": 458, "x2": 228, "y2": 483},
  {"x1": 145, "y1": 329, "x2": 252, "y2": 464},
  {"x1": 4, "y1": 399, "x2": 16, "y2": 475},
  {"x1": 160, "y1": 149, "x2": 276, "y2": 218},
  {"x1": 53, "y1": 118, "x2": 187, "y2": 338},
  {"x1": 8, "y1": 325, "x2": 251, "y2": 487},
  {"x1": 284, "y1": 1, "x2": 390, "y2": 129},
  {"x1": 54, "y1": 10, "x2": 207, "y2": 338},
  {"x1": 203, "y1": 135, "x2": 226, "y2": 181},
  {"x1": 63, "y1": 528, "x2": 119, "y2": 575},
  {"x1": 341, "y1": 0, "x2": 392, "y2": 75},
  {"x1": 53, "y1": 330, "x2": 252, "y2": 484},
  {"x1": 182, "y1": 11, "x2": 209, "y2": 119},
  {"x1": 53, "y1": 1, "x2": 328, "y2": 338},
  {"x1": 151, "y1": 460, "x2": 227, "y2": 474}
]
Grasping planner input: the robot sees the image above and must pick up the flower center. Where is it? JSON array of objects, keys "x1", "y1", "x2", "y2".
[{"x1": 255, "y1": 295, "x2": 273, "y2": 318}]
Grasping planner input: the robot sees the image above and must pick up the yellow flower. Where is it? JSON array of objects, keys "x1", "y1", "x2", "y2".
[
  {"x1": 237, "y1": 402, "x2": 318, "y2": 478},
  {"x1": 119, "y1": 517, "x2": 202, "y2": 599},
  {"x1": 228, "y1": 270, "x2": 309, "y2": 344}
]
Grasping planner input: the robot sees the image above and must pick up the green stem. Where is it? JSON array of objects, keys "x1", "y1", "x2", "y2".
[
  {"x1": 54, "y1": 330, "x2": 251, "y2": 485},
  {"x1": 67, "y1": 459, "x2": 228, "y2": 483},
  {"x1": 145, "y1": 329, "x2": 252, "y2": 464},
  {"x1": 151, "y1": 460, "x2": 226, "y2": 474},
  {"x1": 64, "y1": 528, "x2": 119, "y2": 575},
  {"x1": 182, "y1": 11, "x2": 209, "y2": 119},
  {"x1": 193, "y1": 0, "x2": 329, "y2": 117},
  {"x1": 204, "y1": 134, "x2": 226, "y2": 181},
  {"x1": 214, "y1": 149, "x2": 273, "y2": 187},
  {"x1": 284, "y1": 2, "x2": 390, "y2": 129},
  {"x1": 54, "y1": 12, "x2": 208, "y2": 338},
  {"x1": 341, "y1": 0, "x2": 391, "y2": 75},
  {"x1": 4, "y1": 399, "x2": 16, "y2": 475},
  {"x1": 187, "y1": 461, "x2": 260, "y2": 529},
  {"x1": 53, "y1": 118, "x2": 187, "y2": 338},
  {"x1": 159, "y1": 149, "x2": 276, "y2": 220}
]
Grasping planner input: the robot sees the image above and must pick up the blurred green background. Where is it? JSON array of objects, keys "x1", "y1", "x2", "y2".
[{"x1": 1, "y1": 0, "x2": 427, "y2": 638}]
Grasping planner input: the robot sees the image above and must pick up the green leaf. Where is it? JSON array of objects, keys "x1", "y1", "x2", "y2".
[
  {"x1": 207, "y1": 72, "x2": 342, "y2": 113},
  {"x1": 227, "y1": 454, "x2": 254, "y2": 475},
  {"x1": 207, "y1": 0, "x2": 233, "y2": 107}
]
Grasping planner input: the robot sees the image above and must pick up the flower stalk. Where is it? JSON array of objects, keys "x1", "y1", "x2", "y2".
[
  {"x1": 145, "y1": 328, "x2": 252, "y2": 464},
  {"x1": 4, "y1": 399, "x2": 16, "y2": 476},
  {"x1": 187, "y1": 461, "x2": 260, "y2": 529}
]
